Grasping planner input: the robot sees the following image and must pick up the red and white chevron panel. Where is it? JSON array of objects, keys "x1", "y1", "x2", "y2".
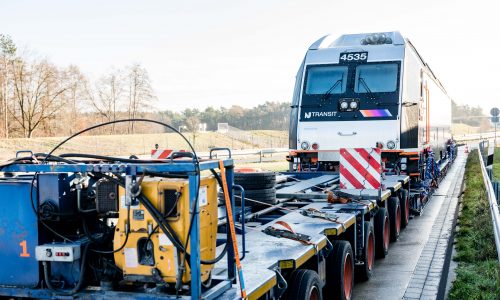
[
  {"x1": 151, "y1": 149, "x2": 173, "y2": 159},
  {"x1": 339, "y1": 148, "x2": 382, "y2": 189}
]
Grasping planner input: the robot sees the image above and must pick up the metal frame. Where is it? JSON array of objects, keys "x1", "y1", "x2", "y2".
[
  {"x1": 0, "y1": 158, "x2": 235, "y2": 299},
  {"x1": 0, "y1": 160, "x2": 234, "y2": 174}
]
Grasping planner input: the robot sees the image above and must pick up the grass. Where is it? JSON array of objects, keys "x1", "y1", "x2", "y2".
[
  {"x1": 448, "y1": 149, "x2": 500, "y2": 300},
  {"x1": 493, "y1": 148, "x2": 500, "y2": 181}
]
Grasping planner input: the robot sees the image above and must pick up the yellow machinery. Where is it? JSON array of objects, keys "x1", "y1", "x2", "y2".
[{"x1": 114, "y1": 176, "x2": 218, "y2": 284}]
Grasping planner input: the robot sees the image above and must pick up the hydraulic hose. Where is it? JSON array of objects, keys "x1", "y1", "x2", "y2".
[{"x1": 42, "y1": 244, "x2": 89, "y2": 295}]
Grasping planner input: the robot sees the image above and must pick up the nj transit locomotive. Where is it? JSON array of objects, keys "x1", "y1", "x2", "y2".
[{"x1": 288, "y1": 31, "x2": 452, "y2": 178}]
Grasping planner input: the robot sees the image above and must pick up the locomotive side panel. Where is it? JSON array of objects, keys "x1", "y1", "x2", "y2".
[
  {"x1": 425, "y1": 72, "x2": 452, "y2": 158},
  {"x1": 400, "y1": 44, "x2": 423, "y2": 149},
  {"x1": 289, "y1": 58, "x2": 306, "y2": 150}
]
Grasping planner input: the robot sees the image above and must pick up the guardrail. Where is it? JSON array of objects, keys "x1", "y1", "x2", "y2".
[
  {"x1": 141, "y1": 148, "x2": 290, "y2": 163},
  {"x1": 455, "y1": 130, "x2": 498, "y2": 144},
  {"x1": 478, "y1": 141, "x2": 500, "y2": 262},
  {"x1": 159, "y1": 148, "x2": 288, "y2": 163},
  {"x1": 205, "y1": 148, "x2": 289, "y2": 163}
]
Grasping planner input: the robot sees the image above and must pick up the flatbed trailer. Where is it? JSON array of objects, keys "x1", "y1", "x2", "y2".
[
  {"x1": 215, "y1": 150, "x2": 450, "y2": 299},
  {"x1": 214, "y1": 169, "x2": 412, "y2": 300},
  {"x1": 0, "y1": 144, "x2": 453, "y2": 300}
]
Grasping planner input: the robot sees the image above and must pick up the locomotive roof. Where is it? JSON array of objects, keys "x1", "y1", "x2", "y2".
[
  {"x1": 309, "y1": 31, "x2": 405, "y2": 50},
  {"x1": 306, "y1": 31, "x2": 448, "y2": 96}
]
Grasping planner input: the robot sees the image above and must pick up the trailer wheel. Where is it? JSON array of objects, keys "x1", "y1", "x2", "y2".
[
  {"x1": 234, "y1": 171, "x2": 276, "y2": 190},
  {"x1": 388, "y1": 196, "x2": 401, "y2": 242},
  {"x1": 285, "y1": 269, "x2": 323, "y2": 300},
  {"x1": 324, "y1": 240, "x2": 353, "y2": 300},
  {"x1": 399, "y1": 189, "x2": 410, "y2": 229},
  {"x1": 356, "y1": 222, "x2": 375, "y2": 282},
  {"x1": 374, "y1": 207, "x2": 390, "y2": 258}
]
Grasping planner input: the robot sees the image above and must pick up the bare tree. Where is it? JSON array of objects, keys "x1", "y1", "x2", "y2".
[
  {"x1": 126, "y1": 63, "x2": 155, "y2": 133},
  {"x1": 91, "y1": 68, "x2": 123, "y2": 134},
  {"x1": 55, "y1": 65, "x2": 88, "y2": 135},
  {"x1": 9, "y1": 57, "x2": 70, "y2": 138},
  {"x1": 185, "y1": 115, "x2": 200, "y2": 147},
  {"x1": 0, "y1": 34, "x2": 16, "y2": 138}
]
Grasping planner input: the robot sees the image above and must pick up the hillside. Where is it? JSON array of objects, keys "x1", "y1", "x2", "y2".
[
  {"x1": 451, "y1": 123, "x2": 480, "y2": 135},
  {"x1": 0, "y1": 130, "x2": 288, "y2": 160}
]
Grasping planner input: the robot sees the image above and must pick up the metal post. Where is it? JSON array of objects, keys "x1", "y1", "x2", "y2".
[
  {"x1": 188, "y1": 173, "x2": 201, "y2": 299},
  {"x1": 225, "y1": 164, "x2": 236, "y2": 282}
]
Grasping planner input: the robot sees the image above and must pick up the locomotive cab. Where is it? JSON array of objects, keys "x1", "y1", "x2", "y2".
[{"x1": 288, "y1": 32, "x2": 452, "y2": 177}]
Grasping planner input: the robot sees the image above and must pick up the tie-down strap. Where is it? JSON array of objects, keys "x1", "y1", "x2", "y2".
[
  {"x1": 300, "y1": 207, "x2": 346, "y2": 231},
  {"x1": 263, "y1": 220, "x2": 312, "y2": 245}
]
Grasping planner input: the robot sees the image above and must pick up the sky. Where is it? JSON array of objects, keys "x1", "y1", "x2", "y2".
[{"x1": 1, "y1": 0, "x2": 498, "y2": 113}]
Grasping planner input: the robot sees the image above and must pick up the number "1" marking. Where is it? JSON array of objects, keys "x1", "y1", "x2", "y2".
[{"x1": 20, "y1": 240, "x2": 30, "y2": 257}]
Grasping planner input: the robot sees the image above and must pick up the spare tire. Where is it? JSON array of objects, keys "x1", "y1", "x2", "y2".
[
  {"x1": 218, "y1": 187, "x2": 277, "y2": 206},
  {"x1": 234, "y1": 171, "x2": 276, "y2": 190},
  {"x1": 244, "y1": 188, "x2": 277, "y2": 205}
]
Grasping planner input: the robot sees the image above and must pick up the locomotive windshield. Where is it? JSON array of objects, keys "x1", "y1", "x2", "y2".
[
  {"x1": 300, "y1": 61, "x2": 401, "y2": 122},
  {"x1": 305, "y1": 66, "x2": 348, "y2": 95},
  {"x1": 354, "y1": 63, "x2": 398, "y2": 93}
]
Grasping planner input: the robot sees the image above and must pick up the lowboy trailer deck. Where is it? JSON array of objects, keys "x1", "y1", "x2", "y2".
[{"x1": 215, "y1": 167, "x2": 414, "y2": 300}]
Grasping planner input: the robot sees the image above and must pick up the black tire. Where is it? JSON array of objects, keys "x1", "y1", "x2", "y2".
[
  {"x1": 324, "y1": 240, "x2": 354, "y2": 300},
  {"x1": 399, "y1": 189, "x2": 410, "y2": 229},
  {"x1": 234, "y1": 171, "x2": 276, "y2": 190},
  {"x1": 244, "y1": 188, "x2": 277, "y2": 205},
  {"x1": 355, "y1": 222, "x2": 375, "y2": 282},
  {"x1": 388, "y1": 196, "x2": 401, "y2": 242},
  {"x1": 220, "y1": 188, "x2": 277, "y2": 206},
  {"x1": 285, "y1": 269, "x2": 323, "y2": 300},
  {"x1": 374, "y1": 207, "x2": 390, "y2": 259}
]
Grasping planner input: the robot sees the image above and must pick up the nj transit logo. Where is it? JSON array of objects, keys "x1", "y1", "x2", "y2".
[{"x1": 304, "y1": 111, "x2": 338, "y2": 119}]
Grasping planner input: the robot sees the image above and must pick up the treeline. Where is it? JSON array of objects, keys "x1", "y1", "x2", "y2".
[
  {"x1": 157, "y1": 102, "x2": 291, "y2": 132},
  {"x1": 452, "y1": 101, "x2": 485, "y2": 127},
  {"x1": 0, "y1": 34, "x2": 291, "y2": 138}
]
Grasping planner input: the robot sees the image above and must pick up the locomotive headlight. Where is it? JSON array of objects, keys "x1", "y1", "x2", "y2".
[
  {"x1": 340, "y1": 100, "x2": 349, "y2": 110},
  {"x1": 349, "y1": 101, "x2": 358, "y2": 110},
  {"x1": 301, "y1": 141, "x2": 310, "y2": 150},
  {"x1": 386, "y1": 140, "x2": 396, "y2": 149},
  {"x1": 400, "y1": 163, "x2": 407, "y2": 171}
]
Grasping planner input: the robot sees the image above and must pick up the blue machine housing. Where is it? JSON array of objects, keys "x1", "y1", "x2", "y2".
[{"x1": 0, "y1": 177, "x2": 40, "y2": 287}]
